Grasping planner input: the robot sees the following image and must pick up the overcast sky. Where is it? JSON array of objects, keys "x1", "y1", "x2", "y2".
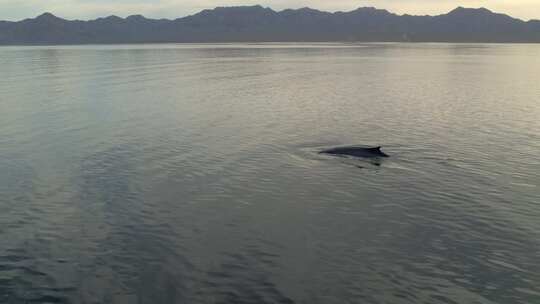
[{"x1": 1, "y1": 0, "x2": 539, "y2": 21}]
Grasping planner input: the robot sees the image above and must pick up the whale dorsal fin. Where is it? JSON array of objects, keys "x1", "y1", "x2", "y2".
[{"x1": 367, "y1": 146, "x2": 382, "y2": 151}]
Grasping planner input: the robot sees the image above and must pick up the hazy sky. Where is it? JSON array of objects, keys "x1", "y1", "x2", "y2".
[{"x1": 1, "y1": 0, "x2": 539, "y2": 21}]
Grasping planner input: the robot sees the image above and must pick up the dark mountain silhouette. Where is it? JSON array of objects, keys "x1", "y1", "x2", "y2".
[{"x1": 1, "y1": 5, "x2": 539, "y2": 44}]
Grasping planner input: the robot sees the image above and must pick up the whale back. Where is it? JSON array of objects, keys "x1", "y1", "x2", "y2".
[
  {"x1": 320, "y1": 146, "x2": 389, "y2": 158},
  {"x1": 365, "y1": 146, "x2": 382, "y2": 153}
]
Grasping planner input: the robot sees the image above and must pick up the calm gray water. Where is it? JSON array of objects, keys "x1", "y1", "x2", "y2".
[{"x1": 1, "y1": 43, "x2": 539, "y2": 304}]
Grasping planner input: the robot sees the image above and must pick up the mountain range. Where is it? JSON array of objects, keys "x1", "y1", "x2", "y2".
[{"x1": 1, "y1": 6, "x2": 539, "y2": 44}]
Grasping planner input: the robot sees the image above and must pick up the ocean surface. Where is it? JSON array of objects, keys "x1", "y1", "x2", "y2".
[{"x1": 0, "y1": 43, "x2": 539, "y2": 304}]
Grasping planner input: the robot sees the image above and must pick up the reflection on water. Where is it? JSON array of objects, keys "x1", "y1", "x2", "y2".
[{"x1": 0, "y1": 43, "x2": 539, "y2": 304}]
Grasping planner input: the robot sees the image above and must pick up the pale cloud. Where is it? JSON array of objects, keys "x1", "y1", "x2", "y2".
[{"x1": 0, "y1": 0, "x2": 538, "y2": 21}]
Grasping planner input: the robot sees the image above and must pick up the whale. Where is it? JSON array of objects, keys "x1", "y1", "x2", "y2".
[{"x1": 319, "y1": 146, "x2": 389, "y2": 158}]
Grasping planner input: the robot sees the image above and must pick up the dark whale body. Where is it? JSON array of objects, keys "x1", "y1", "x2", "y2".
[{"x1": 320, "y1": 146, "x2": 389, "y2": 158}]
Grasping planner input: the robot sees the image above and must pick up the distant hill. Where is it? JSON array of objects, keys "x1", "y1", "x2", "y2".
[{"x1": 1, "y1": 6, "x2": 539, "y2": 44}]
